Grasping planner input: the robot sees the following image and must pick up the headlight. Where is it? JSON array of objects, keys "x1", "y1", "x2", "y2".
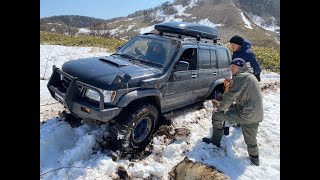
[{"x1": 85, "y1": 89, "x2": 116, "y2": 103}]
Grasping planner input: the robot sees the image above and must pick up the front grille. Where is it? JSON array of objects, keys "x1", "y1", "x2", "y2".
[
  {"x1": 62, "y1": 76, "x2": 71, "y2": 90},
  {"x1": 59, "y1": 75, "x2": 83, "y2": 94}
]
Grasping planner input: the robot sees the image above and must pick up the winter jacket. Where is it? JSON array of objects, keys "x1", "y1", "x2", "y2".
[
  {"x1": 218, "y1": 66, "x2": 263, "y2": 123},
  {"x1": 232, "y1": 40, "x2": 261, "y2": 75}
]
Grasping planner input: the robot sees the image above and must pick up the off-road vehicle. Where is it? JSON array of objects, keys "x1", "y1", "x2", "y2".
[{"x1": 47, "y1": 22, "x2": 232, "y2": 153}]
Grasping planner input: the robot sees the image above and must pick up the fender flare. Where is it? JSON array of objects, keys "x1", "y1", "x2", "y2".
[
  {"x1": 117, "y1": 89, "x2": 162, "y2": 108},
  {"x1": 206, "y1": 78, "x2": 225, "y2": 98}
]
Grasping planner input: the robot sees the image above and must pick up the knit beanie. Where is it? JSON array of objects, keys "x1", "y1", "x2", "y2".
[
  {"x1": 230, "y1": 35, "x2": 244, "y2": 45},
  {"x1": 230, "y1": 58, "x2": 245, "y2": 67}
]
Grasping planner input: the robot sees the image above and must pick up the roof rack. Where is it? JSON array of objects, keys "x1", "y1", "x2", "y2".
[{"x1": 142, "y1": 31, "x2": 220, "y2": 45}]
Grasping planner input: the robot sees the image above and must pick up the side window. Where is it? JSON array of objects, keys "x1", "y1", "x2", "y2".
[
  {"x1": 198, "y1": 49, "x2": 211, "y2": 69},
  {"x1": 177, "y1": 48, "x2": 197, "y2": 70},
  {"x1": 216, "y1": 48, "x2": 230, "y2": 68},
  {"x1": 210, "y1": 50, "x2": 217, "y2": 69}
]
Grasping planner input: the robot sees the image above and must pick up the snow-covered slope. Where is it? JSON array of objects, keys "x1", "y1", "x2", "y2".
[
  {"x1": 85, "y1": 0, "x2": 279, "y2": 47},
  {"x1": 40, "y1": 45, "x2": 280, "y2": 180}
]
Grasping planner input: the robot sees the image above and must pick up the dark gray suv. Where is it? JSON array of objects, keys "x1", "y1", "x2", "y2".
[{"x1": 47, "y1": 22, "x2": 232, "y2": 153}]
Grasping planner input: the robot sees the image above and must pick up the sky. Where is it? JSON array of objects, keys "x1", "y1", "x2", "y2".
[
  {"x1": 40, "y1": 0, "x2": 174, "y2": 20},
  {"x1": 40, "y1": 44, "x2": 280, "y2": 180}
]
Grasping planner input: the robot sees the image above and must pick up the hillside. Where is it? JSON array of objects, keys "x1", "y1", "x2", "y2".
[
  {"x1": 40, "y1": 15, "x2": 107, "y2": 36},
  {"x1": 40, "y1": 0, "x2": 280, "y2": 47},
  {"x1": 40, "y1": 15, "x2": 106, "y2": 28},
  {"x1": 88, "y1": 0, "x2": 280, "y2": 47}
]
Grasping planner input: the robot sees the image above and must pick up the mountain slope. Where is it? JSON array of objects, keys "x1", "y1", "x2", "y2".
[
  {"x1": 40, "y1": 15, "x2": 106, "y2": 28},
  {"x1": 40, "y1": 15, "x2": 107, "y2": 36},
  {"x1": 88, "y1": 0, "x2": 279, "y2": 47},
  {"x1": 40, "y1": 0, "x2": 280, "y2": 47}
]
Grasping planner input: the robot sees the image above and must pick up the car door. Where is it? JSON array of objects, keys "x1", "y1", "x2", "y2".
[
  {"x1": 216, "y1": 47, "x2": 232, "y2": 78},
  {"x1": 162, "y1": 47, "x2": 199, "y2": 112},
  {"x1": 194, "y1": 46, "x2": 220, "y2": 99}
]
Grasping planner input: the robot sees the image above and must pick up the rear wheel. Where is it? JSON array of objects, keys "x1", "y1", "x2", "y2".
[
  {"x1": 209, "y1": 84, "x2": 225, "y2": 100},
  {"x1": 107, "y1": 103, "x2": 159, "y2": 154}
]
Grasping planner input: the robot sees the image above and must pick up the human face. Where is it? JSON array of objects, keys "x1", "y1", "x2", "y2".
[
  {"x1": 229, "y1": 64, "x2": 240, "y2": 75},
  {"x1": 230, "y1": 43, "x2": 241, "y2": 51}
]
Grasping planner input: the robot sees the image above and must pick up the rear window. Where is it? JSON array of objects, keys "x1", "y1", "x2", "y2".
[
  {"x1": 210, "y1": 50, "x2": 217, "y2": 69},
  {"x1": 216, "y1": 48, "x2": 230, "y2": 68},
  {"x1": 198, "y1": 49, "x2": 211, "y2": 69}
]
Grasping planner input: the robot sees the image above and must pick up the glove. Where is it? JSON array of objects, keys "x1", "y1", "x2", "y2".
[{"x1": 254, "y1": 73, "x2": 261, "y2": 82}]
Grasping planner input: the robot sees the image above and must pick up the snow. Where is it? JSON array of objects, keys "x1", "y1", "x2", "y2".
[
  {"x1": 47, "y1": 23, "x2": 62, "y2": 26},
  {"x1": 189, "y1": 0, "x2": 200, "y2": 9},
  {"x1": 138, "y1": 25, "x2": 155, "y2": 34},
  {"x1": 151, "y1": 9, "x2": 166, "y2": 21},
  {"x1": 240, "y1": 12, "x2": 253, "y2": 29},
  {"x1": 152, "y1": 9, "x2": 183, "y2": 23},
  {"x1": 40, "y1": 45, "x2": 280, "y2": 180},
  {"x1": 126, "y1": 24, "x2": 135, "y2": 31},
  {"x1": 125, "y1": 18, "x2": 134, "y2": 21},
  {"x1": 173, "y1": 0, "x2": 199, "y2": 17},
  {"x1": 198, "y1": 18, "x2": 223, "y2": 27},
  {"x1": 137, "y1": 8, "x2": 185, "y2": 34},
  {"x1": 248, "y1": 13, "x2": 280, "y2": 34},
  {"x1": 174, "y1": 4, "x2": 192, "y2": 17},
  {"x1": 109, "y1": 25, "x2": 124, "y2": 35},
  {"x1": 40, "y1": 45, "x2": 111, "y2": 121},
  {"x1": 40, "y1": 45, "x2": 110, "y2": 80},
  {"x1": 78, "y1": 28, "x2": 91, "y2": 34}
]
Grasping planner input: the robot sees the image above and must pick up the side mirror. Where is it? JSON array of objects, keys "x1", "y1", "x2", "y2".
[{"x1": 175, "y1": 61, "x2": 189, "y2": 71}]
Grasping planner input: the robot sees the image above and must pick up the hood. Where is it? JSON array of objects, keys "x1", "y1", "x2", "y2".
[
  {"x1": 62, "y1": 56, "x2": 162, "y2": 90},
  {"x1": 238, "y1": 39, "x2": 252, "y2": 53}
]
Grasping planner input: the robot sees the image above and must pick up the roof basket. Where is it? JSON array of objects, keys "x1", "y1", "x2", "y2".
[{"x1": 155, "y1": 22, "x2": 219, "y2": 41}]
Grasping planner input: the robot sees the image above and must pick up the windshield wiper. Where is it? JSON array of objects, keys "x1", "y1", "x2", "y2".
[
  {"x1": 138, "y1": 59, "x2": 163, "y2": 68},
  {"x1": 113, "y1": 53, "x2": 140, "y2": 61},
  {"x1": 113, "y1": 53, "x2": 163, "y2": 67}
]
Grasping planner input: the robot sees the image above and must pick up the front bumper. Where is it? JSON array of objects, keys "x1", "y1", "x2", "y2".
[{"x1": 47, "y1": 65, "x2": 122, "y2": 122}]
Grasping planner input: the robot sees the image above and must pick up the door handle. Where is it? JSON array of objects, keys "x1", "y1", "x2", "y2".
[
  {"x1": 191, "y1": 74, "x2": 197, "y2": 78},
  {"x1": 213, "y1": 72, "x2": 217, "y2": 75}
]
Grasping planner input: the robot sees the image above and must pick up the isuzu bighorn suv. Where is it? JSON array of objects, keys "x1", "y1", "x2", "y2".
[{"x1": 47, "y1": 22, "x2": 232, "y2": 153}]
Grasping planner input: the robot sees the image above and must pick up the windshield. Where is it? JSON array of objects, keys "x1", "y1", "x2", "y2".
[{"x1": 117, "y1": 36, "x2": 179, "y2": 67}]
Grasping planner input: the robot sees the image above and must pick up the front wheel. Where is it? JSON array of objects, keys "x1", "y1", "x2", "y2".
[{"x1": 107, "y1": 103, "x2": 159, "y2": 154}]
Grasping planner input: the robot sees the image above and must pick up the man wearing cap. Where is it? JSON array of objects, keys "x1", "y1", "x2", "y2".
[
  {"x1": 229, "y1": 35, "x2": 261, "y2": 82},
  {"x1": 203, "y1": 58, "x2": 263, "y2": 166}
]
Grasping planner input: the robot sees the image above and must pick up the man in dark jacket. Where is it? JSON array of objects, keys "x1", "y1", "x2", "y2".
[
  {"x1": 145, "y1": 41, "x2": 166, "y2": 64},
  {"x1": 203, "y1": 58, "x2": 263, "y2": 166},
  {"x1": 229, "y1": 35, "x2": 261, "y2": 82}
]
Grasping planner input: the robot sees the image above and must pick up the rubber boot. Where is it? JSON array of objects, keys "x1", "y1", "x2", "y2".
[
  {"x1": 202, "y1": 129, "x2": 224, "y2": 147},
  {"x1": 249, "y1": 155, "x2": 260, "y2": 166},
  {"x1": 224, "y1": 127, "x2": 230, "y2": 135}
]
